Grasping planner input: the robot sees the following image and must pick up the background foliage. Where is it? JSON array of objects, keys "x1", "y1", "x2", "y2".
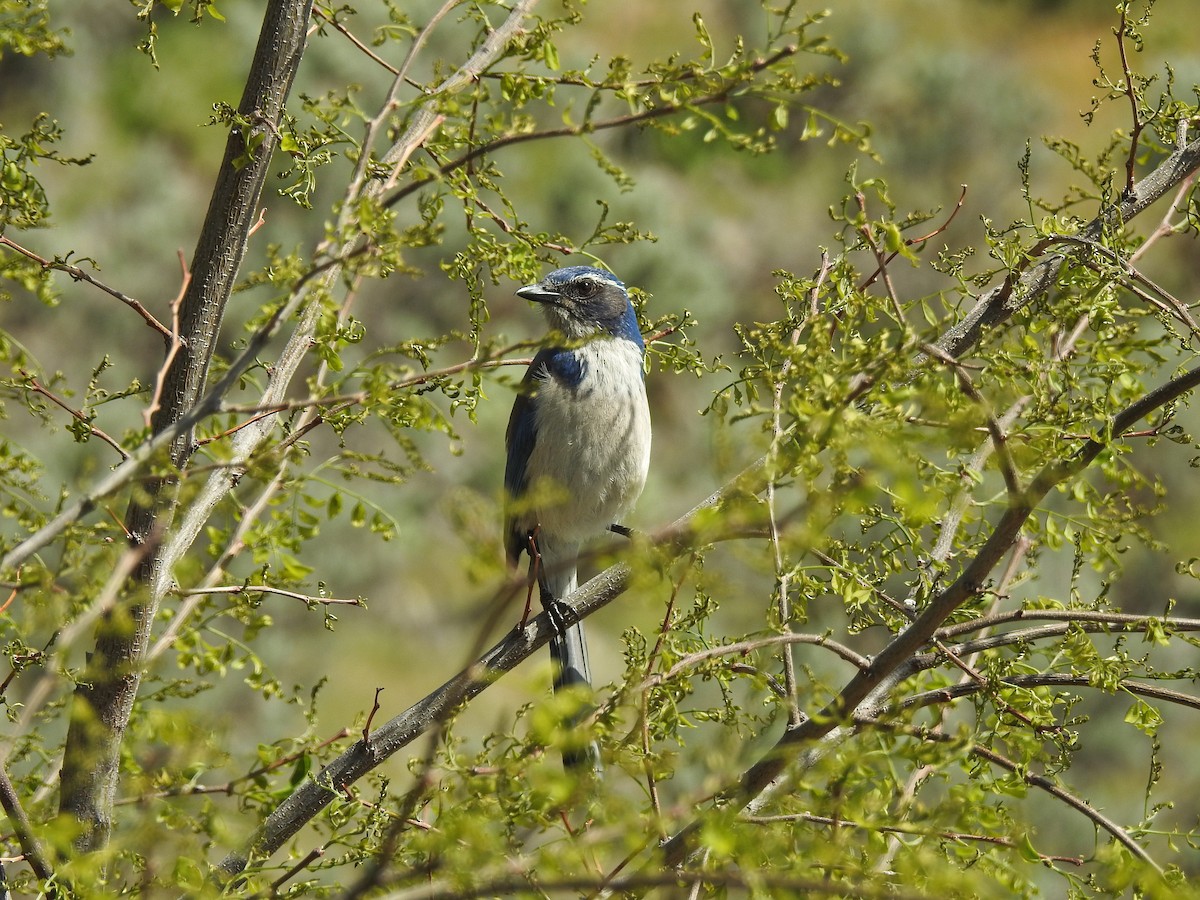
[{"x1": 1, "y1": 0, "x2": 1200, "y2": 896}]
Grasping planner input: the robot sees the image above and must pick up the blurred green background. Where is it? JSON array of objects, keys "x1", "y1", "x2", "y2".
[{"x1": 3, "y1": 0, "x2": 1199, "y2": 856}]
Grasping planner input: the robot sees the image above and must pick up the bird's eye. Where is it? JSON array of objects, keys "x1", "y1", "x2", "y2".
[{"x1": 575, "y1": 278, "x2": 598, "y2": 298}]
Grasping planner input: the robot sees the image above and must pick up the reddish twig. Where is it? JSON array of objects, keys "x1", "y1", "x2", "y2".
[
  {"x1": 1116, "y1": 5, "x2": 1144, "y2": 196},
  {"x1": 143, "y1": 253, "x2": 191, "y2": 430},
  {"x1": 272, "y1": 846, "x2": 325, "y2": 892},
  {"x1": 0, "y1": 234, "x2": 173, "y2": 340},
  {"x1": 311, "y1": 6, "x2": 400, "y2": 75},
  {"x1": 248, "y1": 207, "x2": 268, "y2": 238},
  {"x1": 193, "y1": 407, "x2": 291, "y2": 447},
  {"x1": 859, "y1": 184, "x2": 968, "y2": 291},
  {"x1": 0, "y1": 576, "x2": 18, "y2": 616},
  {"x1": 363, "y1": 687, "x2": 384, "y2": 744},
  {"x1": 19, "y1": 369, "x2": 129, "y2": 460}
]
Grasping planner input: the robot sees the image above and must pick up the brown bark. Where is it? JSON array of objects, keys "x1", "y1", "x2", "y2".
[{"x1": 58, "y1": 0, "x2": 314, "y2": 852}]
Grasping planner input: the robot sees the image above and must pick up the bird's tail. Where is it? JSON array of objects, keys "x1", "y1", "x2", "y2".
[{"x1": 540, "y1": 564, "x2": 601, "y2": 773}]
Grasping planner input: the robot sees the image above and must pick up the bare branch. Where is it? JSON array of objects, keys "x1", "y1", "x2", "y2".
[
  {"x1": 18, "y1": 370, "x2": 129, "y2": 461},
  {"x1": 936, "y1": 608, "x2": 1200, "y2": 641},
  {"x1": 0, "y1": 235, "x2": 172, "y2": 340},
  {"x1": 173, "y1": 584, "x2": 365, "y2": 607},
  {"x1": 647, "y1": 633, "x2": 871, "y2": 687}
]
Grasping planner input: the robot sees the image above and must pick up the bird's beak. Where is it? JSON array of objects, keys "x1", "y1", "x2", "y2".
[{"x1": 516, "y1": 282, "x2": 562, "y2": 306}]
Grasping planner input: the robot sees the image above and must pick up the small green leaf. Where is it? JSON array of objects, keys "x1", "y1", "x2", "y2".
[{"x1": 1017, "y1": 832, "x2": 1041, "y2": 863}]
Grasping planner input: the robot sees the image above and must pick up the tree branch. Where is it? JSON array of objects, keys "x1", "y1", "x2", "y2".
[
  {"x1": 928, "y1": 136, "x2": 1200, "y2": 362},
  {"x1": 898, "y1": 672, "x2": 1200, "y2": 716},
  {"x1": 865, "y1": 720, "x2": 1160, "y2": 873},
  {"x1": 0, "y1": 766, "x2": 56, "y2": 894},
  {"x1": 0, "y1": 235, "x2": 172, "y2": 340},
  {"x1": 57, "y1": 0, "x2": 315, "y2": 852}
]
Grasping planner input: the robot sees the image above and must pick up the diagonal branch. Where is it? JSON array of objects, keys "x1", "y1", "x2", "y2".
[
  {"x1": 928, "y1": 136, "x2": 1200, "y2": 362},
  {"x1": 866, "y1": 720, "x2": 1160, "y2": 872},
  {"x1": 0, "y1": 235, "x2": 172, "y2": 340},
  {"x1": 0, "y1": 766, "x2": 56, "y2": 894}
]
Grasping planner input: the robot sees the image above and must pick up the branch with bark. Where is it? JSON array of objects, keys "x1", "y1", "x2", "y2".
[{"x1": 56, "y1": 0, "x2": 316, "y2": 853}]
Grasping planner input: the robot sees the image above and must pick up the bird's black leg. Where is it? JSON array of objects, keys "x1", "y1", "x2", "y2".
[
  {"x1": 542, "y1": 590, "x2": 576, "y2": 636},
  {"x1": 609, "y1": 523, "x2": 636, "y2": 539},
  {"x1": 519, "y1": 526, "x2": 542, "y2": 630}
]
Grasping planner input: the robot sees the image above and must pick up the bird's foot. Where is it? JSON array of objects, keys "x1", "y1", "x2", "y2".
[
  {"x1": 609, "y1": 523, "x2": 636, "y2": 540},
  {"x1": 544, "y1": 596, "x2": 578, "y2": 635}
]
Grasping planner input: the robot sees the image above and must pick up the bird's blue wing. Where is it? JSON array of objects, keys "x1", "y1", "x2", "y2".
[
  {"x1": 504, "y1": 346, "x2": 587, "y2": 564},
  {"x1": 504, "y1": 353, "x2": 545, "y2": 564}
]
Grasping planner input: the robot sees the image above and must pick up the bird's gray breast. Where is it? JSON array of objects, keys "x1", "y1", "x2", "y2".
[{"x1": 527, "y1": 340, "x2": 651, "y2": 543}]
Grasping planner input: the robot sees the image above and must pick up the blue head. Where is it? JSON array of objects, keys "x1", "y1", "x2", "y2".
[{"x1": 517, "y1": 266, "x2": 643, "y2": 349}]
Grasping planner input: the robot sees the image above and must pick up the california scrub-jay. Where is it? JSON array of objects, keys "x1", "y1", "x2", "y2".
[{"x1": 505, "y1": 265, "x2": 652, "y2": 769}]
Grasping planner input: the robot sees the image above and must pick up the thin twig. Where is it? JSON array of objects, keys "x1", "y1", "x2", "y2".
[
  {"x1": 18, "y1": 370, "x2": 129, "y2": 461},
  {"x1": 744, "y1": 811, "x2": 1083, "y2": 866},
  {"x1": 858, "y1": 185, "x2": 968, "y2": 291},
  {"x1": 898, "y1": 672, "x2": 1200, "y2": 716},
  {"x1": 0, "y1": 235, "x2": 172, "y2": 339},
  {"x1": 873, "y1": 720, "x2": 1161, "y2": 873},
  {"x1": 173, "y1": 584, "x2": 364, "y2": 607},
  {"x1": 918, "y1": 344, "x2": 1022, "y2": 499},
  {"x1": 855, "y1": 193, "x2": 908, "y2": 330},
  {"x1": 114, "y1": 727, "x2": 353, "y2": 806},
  {"x1": 143, "y1": 252, "x2": 190, "y2": 430},
  {"x1": 362, "y1": 688, "x2": 384, "y2": 744},
  {"x1": 1116, "y1": 3, "x2": 1144, "y2": 196},
  {"x1": 311, "y1": 6, "x2": 400, "y2": 74},
  {"x1": 766, "y1": 255, "x2": 830, "y2": 726},
  {"x1": 1129, "y1": 172, "x2": 1196, "y2": 263},
  {"x1": 644, "y1": 633, "x2": 871, "y2": 687}
]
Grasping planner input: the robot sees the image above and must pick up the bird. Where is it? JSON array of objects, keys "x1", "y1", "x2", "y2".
[{"x1": 504, "y1": 265, "x2": 652, "y2": 770}]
